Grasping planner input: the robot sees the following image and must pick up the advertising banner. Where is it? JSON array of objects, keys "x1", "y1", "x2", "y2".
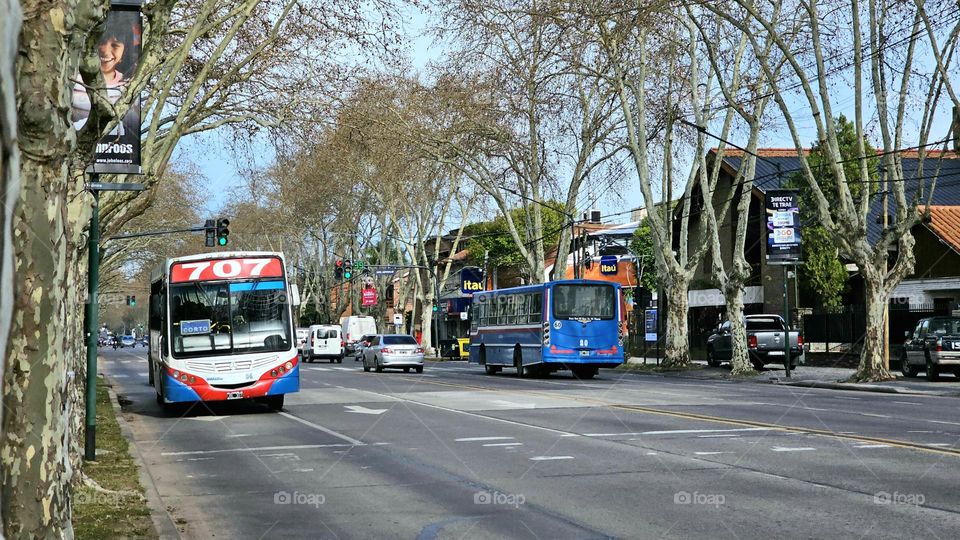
[
  {"x1": 644, "y1": 309, "x2": 658, "y2": 341},
  {"x1": 765, "y1": 189, "x2": 802, "y2": 263},
  {"x1": 460, "y1": 267, "x2": 485, "y2": 294},
  {"x1": 72, "y1": 4, "x2": 142, "y2": 174},
  {"x1": 361, "y1": 287, "x2": 378, "y2": 307}
]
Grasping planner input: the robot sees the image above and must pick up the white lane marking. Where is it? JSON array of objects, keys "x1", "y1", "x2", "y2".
[
  {"x1": 455, "y1": 436, "x2": 515, "y2": 442},
  {"x1": 928, "y1": 420, "x2": 960, "y2": 426},
  {"x1": 491, "y1": 399, "x2": 536, "y2": 409},
  {"x1": 309, "y1": 367, "x2": 331, "y2": 372},
  {"x1": 698, "y1": 434, "x2": 740, "y2": 438},
  {"x1": 226, "y1": 433, "x2": 253, "y2": 438},
  {"x1": 120, "y1": 360, "x2": 132, "y2": 364},
  {"x1": 853, "y1": 444, "x2": 891, "y2": 449},
  {"x1": 355, "y1": 388, "x2": 578, "y2": 436},
  {"x1": 161, "y1": 443, "x2": 354, "y2": 456},
  {"x1": 186, "y1": 416, "x2": 229, "y2": 422},
  {"x1": 833, "y1": 396, "x2": 861, "y2": 400},
  {"x1": 560, "y1": 433, "x2": 582, "y2": 437},
  {"x1": 483, "y1": 442, "x2": 524, "y2": 447},
  {"x1": 332, "y1": 367, "x2": 354, "y2": 372},
  {"x1": 344, "y1": 405, "x2": 387, "y2": 415},
  {"x1": 927, "y1": 443, "x2": 953, "y2": 447},
  {"x1": 771, "y1": 446, "x2": 816, "y2": 452},
  {"x1": 859, "y1": 413, "x2": 890, "y2": 418},
  {"x1": 695, "y1": 451, "x2": 734, "y2": 455},
  {"x1": 893, "y1": 401, "x2": 922, "y2": 406},
  {"x1": 278, "y1": 412, "x2": 366, "y2": 446},
  {"x1": 645, "y1": 452, "x2": 658, "y2": 455},
  {"x1": 637, "y1": 428, "x2": 770, "y2": 436},
  {"x1": 908, "y1": 430, "x2": 935, "y2": 433},
  {"x1": 530, "y1": 456, "x2": 574, "y2": 461},
  {"x1": 110, "y1": 374, "x2": 130, "y2": 378}
]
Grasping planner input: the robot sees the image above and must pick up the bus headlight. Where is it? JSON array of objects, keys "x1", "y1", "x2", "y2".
[
  {"x1": 285, "y1": 361, "x2": 293, "y2": 370},
  {"x1": 180, "y1": 374, "x2": 188, "y2": 382},
  {"x1": 271, "y1": 369, "x2": 278, "y2": 377},
  {"x1": 189, "y1": 376, "x2": 195, "y2": 384},
  {"x1": 172, "y1": 371, "x2": 180, "y2": 379}
]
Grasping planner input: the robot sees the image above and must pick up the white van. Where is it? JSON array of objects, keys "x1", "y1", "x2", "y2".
[
  {"x1": 342, "y1": 316, "x2": 378, "y2": 353},
  {"x1": 303, "y1": 324, "x2": 344, "y2": 363}
]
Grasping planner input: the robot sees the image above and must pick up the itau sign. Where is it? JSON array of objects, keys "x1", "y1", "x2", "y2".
[
  {"x1": 765, "y1": 189, "x2": 802, "y2": 263},
  {"x1": 460, "y1": 267, "x2": 485, "y2": 294}
]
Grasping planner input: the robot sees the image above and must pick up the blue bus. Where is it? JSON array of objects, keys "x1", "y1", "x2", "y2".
[{"x1": 468, "y1": 280, "x2": 625, "y2": 378}]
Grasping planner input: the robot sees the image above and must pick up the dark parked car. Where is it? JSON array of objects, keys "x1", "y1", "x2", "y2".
[
  {"x1": 901, "y1": 317, "x2": 960, "y2": 380},
  {"x1": 707, "y1": 315, "x2": 804, "y2": 370}
]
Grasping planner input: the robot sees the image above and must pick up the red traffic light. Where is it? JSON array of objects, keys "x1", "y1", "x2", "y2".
[{"x1": 335, "y1": 260, "x2": 344, "y2": 267}]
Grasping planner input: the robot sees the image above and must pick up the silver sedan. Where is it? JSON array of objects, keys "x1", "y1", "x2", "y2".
[{"x1": 362, "y1": 334, "x2": 424, "y2": 373}]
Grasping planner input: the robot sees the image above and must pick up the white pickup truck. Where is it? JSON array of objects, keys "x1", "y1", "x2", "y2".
[{"x1": 706, "y1": 315, "x2": 804, "y2": 370}]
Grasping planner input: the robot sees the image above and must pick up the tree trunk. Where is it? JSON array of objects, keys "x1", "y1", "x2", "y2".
[
  {"x1": 854, "y1": 270, "x2": 894, "y2": 382},
  {"x1": 0, "y1": 0, "x2": 23, "y2": 530},
  {"x1": 662, "y1": 273, "x2": 691, "y2": 368},
  {"x1": 723, "y1": 283, "x2": 752, "y2": 375}
]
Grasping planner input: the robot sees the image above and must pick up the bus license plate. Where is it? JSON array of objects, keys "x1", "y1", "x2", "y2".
[
  {"x1": 226, "y1": 391, "x2": 244, "y2": 400},
  {"x1": 580, "y1": 350, "x2": 590, "y2": 356}
]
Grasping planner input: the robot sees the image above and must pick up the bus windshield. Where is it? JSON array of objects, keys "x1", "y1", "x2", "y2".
[
  {"x1": 552, "y1": 284, "x2": 616, "y2": 320},
  {"x1": 170, "y1": 279, "x2": 292, "y2": 358}
]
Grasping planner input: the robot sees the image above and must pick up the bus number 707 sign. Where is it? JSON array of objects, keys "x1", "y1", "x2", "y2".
[{"x1": 170, "y1": 258, "x2": 283, "y2": 283}]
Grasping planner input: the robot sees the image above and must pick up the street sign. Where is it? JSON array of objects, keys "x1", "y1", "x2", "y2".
[
  {"x1": 765, "y1": 189, "x2": 802, "y2": 263},
  {"x1": 393, "y1": 313, "x2": 403, "y2": 325},
  {"x1": 375, "y1": 265, "x2": 398, "y2": 276}
]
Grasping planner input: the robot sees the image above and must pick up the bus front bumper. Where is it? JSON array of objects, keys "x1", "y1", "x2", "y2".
[{"x1": 161, "y1": 363, "x2": 300, "y2": 403}]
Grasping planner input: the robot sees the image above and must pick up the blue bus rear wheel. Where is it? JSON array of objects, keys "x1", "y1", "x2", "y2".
[{"x1": 514, "y1": 347, "x2": 525, "y2": 378}]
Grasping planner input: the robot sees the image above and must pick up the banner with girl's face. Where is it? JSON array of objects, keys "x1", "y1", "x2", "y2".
[{"x1": 71, "y1": 6, "x2": 142, "y2": 174}]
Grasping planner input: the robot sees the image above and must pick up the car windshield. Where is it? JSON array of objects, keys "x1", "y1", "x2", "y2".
[
  {"x1": 552, "y1": 284, "x2": 616, "y2": 320},
  {"x1": 170, "y1": 279, "x2": 292, "y2": 358},
  {"x1": 928, "y1": 318, "x2": 960, "y2": 335},
  {"x1": 383, "y1": 335, "x2": 418, "y2": 345},
  {"x1": 746, "y1": 318, "x2": 785, "y2": 331}
]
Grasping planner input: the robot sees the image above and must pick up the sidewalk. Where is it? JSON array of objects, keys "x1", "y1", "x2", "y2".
[{"x1": 623, "y1": 357, "x2": 960, "y2": 397}]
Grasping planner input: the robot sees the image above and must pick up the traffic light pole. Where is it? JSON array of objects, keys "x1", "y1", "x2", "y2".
[{"x1": 84, "y1": 179, "x2": 145, "y2": 461}]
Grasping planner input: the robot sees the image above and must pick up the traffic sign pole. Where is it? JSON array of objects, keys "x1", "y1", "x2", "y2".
[{"x1": 84, "y1": 188, "x2": 100, "y2": 461}]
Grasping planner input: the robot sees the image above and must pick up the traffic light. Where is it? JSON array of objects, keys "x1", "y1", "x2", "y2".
[
  {"x1": 343, "y1": 260, "x2": 353, "y2": 280},
  {"x1": 126, "y1": 295, "x2": 130, "y2": 305},
  {"x1": 335, "y1": 259, "x2": 344, "y2": 280},
  {"x1": 354, "y1": 260, "x2": 366, "y2": 272},
  {"x1": 216, "y1": 218, "x2": 230, "y2": 246},
  {"x1": 432, "y1": 302, "x2": 439, "y2": 313},
  {"x1": 130, "y1": 295, "x2": 136, "y2": 306},
  {"x1": 204, "y1": 219, "x2": 216, "y2": 247}
]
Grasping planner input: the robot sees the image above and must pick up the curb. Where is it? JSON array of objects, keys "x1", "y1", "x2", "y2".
[
  {"x1": 103, "y1": 376, "x2": 182, "y2": 540},
  {"x1": 772, "y1": 379, "x2": 960, "y2": 397}
]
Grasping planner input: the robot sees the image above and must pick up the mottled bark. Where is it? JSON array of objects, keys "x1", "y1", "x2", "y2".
[
  {"x1": 723, "y1": 284, "x2": 751, "y2": 375},
  {"x1": 0, "y1": 0, "x2": 22, "y2": 530},
  {"x1": 662, "y1": 273, "x2": 691, "y2": 368}
]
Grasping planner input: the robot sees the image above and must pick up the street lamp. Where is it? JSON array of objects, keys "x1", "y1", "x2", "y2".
[{"x1": 84, "y1": 179, "x2": 145, "y2": 461}]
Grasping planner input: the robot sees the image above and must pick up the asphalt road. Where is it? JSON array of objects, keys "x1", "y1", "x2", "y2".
[{"x1": 100, "y1": 347, "x2": 960, "y2": 539}]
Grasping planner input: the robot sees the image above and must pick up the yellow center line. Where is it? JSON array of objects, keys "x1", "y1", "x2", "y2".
[{"x1": 399, "y1": 375, "x2": 960, "y2": 458}]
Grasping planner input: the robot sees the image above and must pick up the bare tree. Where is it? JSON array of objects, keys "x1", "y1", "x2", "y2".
[{"x1": 712, "y1": 0, "x2": 960, "y2": 380}]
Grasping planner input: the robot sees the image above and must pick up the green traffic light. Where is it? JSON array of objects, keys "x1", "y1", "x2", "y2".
[
  {"x1": 432, "y1": 305, "x2": 439, "y2": 312},
  {"x1": 344, "y1": 270, "x2": 352, "y2": 279},
  {"x1": 218, "y1": 236, "x2": 228, "y2": 246}
]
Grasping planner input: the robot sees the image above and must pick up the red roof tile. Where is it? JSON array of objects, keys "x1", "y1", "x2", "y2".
[{"x1": 923, "y1": 205, "x2": 960, "y2": 254}]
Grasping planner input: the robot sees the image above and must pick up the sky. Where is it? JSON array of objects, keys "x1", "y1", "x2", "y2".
[{"x1": 176, "y1": 6, "x2": 958, "y2": 226}]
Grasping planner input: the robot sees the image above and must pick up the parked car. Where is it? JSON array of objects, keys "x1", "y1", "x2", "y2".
[
  {"x1": 348, "y1": 333, "x2": 376, "y2": 361},
  {"x1": 362, "y1": 334, "x2": 424, "y2": 373},
  {"x1": 706, "y1": 315, "x2": 804, "y2": 370},
  {"x1": 303, "y1": 324, "x2": 344, "y2": 363},
  {"x1": 120, "y1": 335, "x2": 136, "y2": 348},
  {"x1": 342, "y1": 316, "x2": 377, "y2": 353},
  {"x1": 901, "y1": 316, "x2": 960, "y2": 380},
  {"x1": 295, "y1": 327, "x2": 309, "y2": 355}
]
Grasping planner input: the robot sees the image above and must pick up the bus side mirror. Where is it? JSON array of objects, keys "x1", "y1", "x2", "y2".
[{"x1": 290, "y1": 284, "x2": 301, "y2": 307}]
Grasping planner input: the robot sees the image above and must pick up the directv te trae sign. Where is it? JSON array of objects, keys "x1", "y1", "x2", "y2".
[{"x1": 460, "y1": 267, "x2": 485, "y2": 294}]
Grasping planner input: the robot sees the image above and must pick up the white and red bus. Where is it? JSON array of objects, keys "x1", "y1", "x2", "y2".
[{"x1": 148, "y1": 252, "x2": 300, "y2": 411}]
